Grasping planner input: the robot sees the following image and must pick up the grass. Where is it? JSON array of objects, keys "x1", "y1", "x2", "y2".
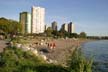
[{"x1": 67, "y1": 48, "x2": 93, "y2": 72}]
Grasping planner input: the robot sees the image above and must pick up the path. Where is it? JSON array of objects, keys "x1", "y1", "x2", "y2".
[{"x1": 0, "y1": 40, "x2": 7, "y2": 53}]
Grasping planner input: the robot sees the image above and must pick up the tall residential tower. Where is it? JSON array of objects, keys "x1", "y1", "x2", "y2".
[
  {"x1": 52, "y1": 21, "x2": 58, "y2": 31},
  {"x1": 68, "y1": 22, "x2": 75, "y2": 33},
  {"x1": 20, "y1": 12, "x2": 31, "y2": 34},
  {"x1": 31, "y1": 6, "x2": 45, "y2": 34},
  {"x1": 62, "y1": 23, "x2": 68, "y2": 32}
]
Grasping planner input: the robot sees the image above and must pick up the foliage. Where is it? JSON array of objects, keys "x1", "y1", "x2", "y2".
[
  {"x1": 0, "y1": 46, "x2": 44, "y2": 72},
  {"x1": 79, "y1": 32, "x2": 87, "y2": 38},
  {"x1": 45, "y1": 27, "x2": 85, "y2": 39},
  {"x1": 0, "y1": 46, "x2": 68, "y2": 72},
  {"x1": 69, "y1": 33, "x2": 79, "y2": 38},
  {"x1": 0, "y1": 46, "x2": 93, "y2": 72},
  {"x1": 87, "y1": 36, "x2": 108, "y2": 40},
  {"x1": 45, "y1": 27, "x2": 53, "y2": 37},
  {"x1": 67, "y1": 48, "x2": 93, "y2": 72},
  {"x1": 0, "y1": 17, "x2": 22, "y2": 35},
  {"x1": 52, "y1": 30, "x2": 59, "y2": 36},
  {"x1": 34, "y1": 64, "x2": 69, "y2": 72},
  {"x1": 58, "y1": 28, "x2": 68, "y2": 37},
  {"x1": 11, "y1": 36, "x2": 29, "y2": 44}
]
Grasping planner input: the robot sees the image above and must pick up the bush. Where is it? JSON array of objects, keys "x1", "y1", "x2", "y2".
[
  {"x1": 0, "y1": 47, "x2": 44, "y2": 72},
  {"x1": 0, "y1": 46, "x2": 93, "y2": 72},
  {"x1": 67, "y1": 48, "x2": 93, "y2": 72}
]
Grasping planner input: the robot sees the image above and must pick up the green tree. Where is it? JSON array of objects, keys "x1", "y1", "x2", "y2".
[
  {"x1": 58, "y1": 28, "x2": 67, "y2": 37},
  {"x1": 45, "y1": 27, "x2": 53, "y2": 37},
  {"x1": 70, "y1": 33, "x2": 79, "y2": 38},
  {"x1": 52, "y1": 30, "x2": 59, "y2": 37},
  {"x1": 0, "y1": 17, "x2": 22, "y2": 36},
  {"x1": 79, "y1": 32, "x2": 87, "y2": 38}
]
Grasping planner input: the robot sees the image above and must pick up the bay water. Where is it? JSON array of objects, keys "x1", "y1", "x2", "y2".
[{"x1": 82, "y1": 40, "x2": 108, "y2": 72}]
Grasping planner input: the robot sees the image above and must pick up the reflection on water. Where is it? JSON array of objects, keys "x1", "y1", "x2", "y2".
[{"x1": 82, "y1": 40, "x2": 108, "y2": 72}]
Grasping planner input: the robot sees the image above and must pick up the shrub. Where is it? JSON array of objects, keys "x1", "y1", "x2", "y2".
[
  {"x1": 67, "y1": 48, "x2": 93, "y2": 72},
  {"x1": 0, "y1": 46, "x2": 93, "y2": 72}
]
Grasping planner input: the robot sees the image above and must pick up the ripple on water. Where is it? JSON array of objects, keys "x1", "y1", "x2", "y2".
[{"x1": 82, "y1": 40, "x2": 108, "y2": 72}]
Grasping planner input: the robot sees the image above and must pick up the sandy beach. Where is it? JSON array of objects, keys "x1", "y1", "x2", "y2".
[
  {"x1": 29, "y1": 38, "x2": 88, "y2": 65},
  {"x1": 0, "y1": 38, "x2": 89, "y2": 65}
]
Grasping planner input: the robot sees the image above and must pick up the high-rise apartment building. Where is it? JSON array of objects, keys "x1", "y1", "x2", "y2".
[
  {"x1": 31, "y1": 6, "x2": 45, "y2": 34},
  {"x1": 52, "y1": 21, "x2": 57, "y2": 31},
  {"x1": 20, "y1": 12, "x2": 31, "y2": 34},
  {"x1": 62, "y1": 23, "x2": 68, "y2": 32},
  {"x1": 45, "y1": 24, "x2": 48, "y2": 31},
  {"x1": 68, "y1": 22, "x2": 74, "y2": 33}
]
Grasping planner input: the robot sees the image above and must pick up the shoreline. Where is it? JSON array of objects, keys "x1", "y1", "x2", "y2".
[
  {"x1": 5, "y1": 38, "x2": 94, "y2": 65},
  {"x1": 28, "y1": 38, "x2": 92, "y2": 65}
]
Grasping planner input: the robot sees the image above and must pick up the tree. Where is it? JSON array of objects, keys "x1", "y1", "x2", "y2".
[
  {"x1": 0, "y1": 17, "x2": 22, "y2": 36},
  {"x1": 52, "y1": 30, "x2": 59, "y2": 37},
  {"x1": 70, "y1": 33, "x2": 78, "y2": 38},
  {"x1": 79, "y1": 32, "x2": 87, "y2": 38},
  {"x1": 58, "y1": 28, "x2": 68, "y2": 37},
  {"x1": 44, "y1": 27, "x2": 53, "y2": 37}
]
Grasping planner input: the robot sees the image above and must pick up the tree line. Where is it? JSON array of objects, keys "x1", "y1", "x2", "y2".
[
  {"x1": 0, "y1": 17, "x2": 87, "y2": 39},
  {"x1": 45, "y1": 27, "x2": 87, "y2": 38}
]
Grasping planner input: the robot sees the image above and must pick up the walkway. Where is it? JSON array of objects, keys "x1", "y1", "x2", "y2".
[{"x1": 0, "y1": 40, "x2": 7, "y2": 53}]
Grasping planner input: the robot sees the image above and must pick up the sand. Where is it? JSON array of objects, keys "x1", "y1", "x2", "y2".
[{"x1": 31, "y1": 38, "x2": 87, "y2": 65}]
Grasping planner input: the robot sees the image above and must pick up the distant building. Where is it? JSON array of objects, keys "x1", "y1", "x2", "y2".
[
  {"x1": 31, "y1": 6, "x2": 45, "y2": 34},
  {"x1": 68, "y1": 22, "x2": 74, "y2": 33},
  {"x1": 20, "y1": 12, "x2": 31, "y2": 34},
  {"x1": 52, "y1": 21, "x2": 57, "y2": 31},
  {"x1": 62, "y1": 23, "x2": 68, "y2": 32},
  {"x1": 45, "y1": 24, "x2": 48, "y2": 31}
]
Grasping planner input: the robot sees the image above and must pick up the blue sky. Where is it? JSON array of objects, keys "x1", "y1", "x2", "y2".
[{"x1": 0, "y1": 0, "x2": 108, "y2": 36}]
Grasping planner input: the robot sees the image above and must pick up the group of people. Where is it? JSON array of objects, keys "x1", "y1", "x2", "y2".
[
  {"x1": 47, "y1": 42, "x2": 56, "y2": 50},
  {"x1": 34, "y1": 40, "x2": 56, "y2": 50}
]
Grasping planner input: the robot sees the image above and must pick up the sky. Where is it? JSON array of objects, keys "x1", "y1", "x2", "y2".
[{"x1": 0, "y1": 0, "x2": 108, "y2": 36}]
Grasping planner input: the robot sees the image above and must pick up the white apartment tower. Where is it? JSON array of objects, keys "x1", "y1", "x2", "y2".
[
  {"x1": 62, "y1": 23, "x2": 68, "y2": 32},
  {"x1": 31, "y1": 6, "x2": 45, "y2": 34}
]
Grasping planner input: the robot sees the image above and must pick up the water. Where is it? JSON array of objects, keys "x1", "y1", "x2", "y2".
[{"x1": 82, "y1": 40, "x2": 108, "y2": 72}]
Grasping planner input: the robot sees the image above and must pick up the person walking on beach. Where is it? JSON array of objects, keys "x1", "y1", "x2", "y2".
[
  {"x1": 49, "y1": 43, "x2": 53, "y2": 49},
  {"x1": 52, "y1": 42, "x2": 56, "y2": 49},
  {"x1": 47, "y1": 42, "x2": 56, "y2": 50}
]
